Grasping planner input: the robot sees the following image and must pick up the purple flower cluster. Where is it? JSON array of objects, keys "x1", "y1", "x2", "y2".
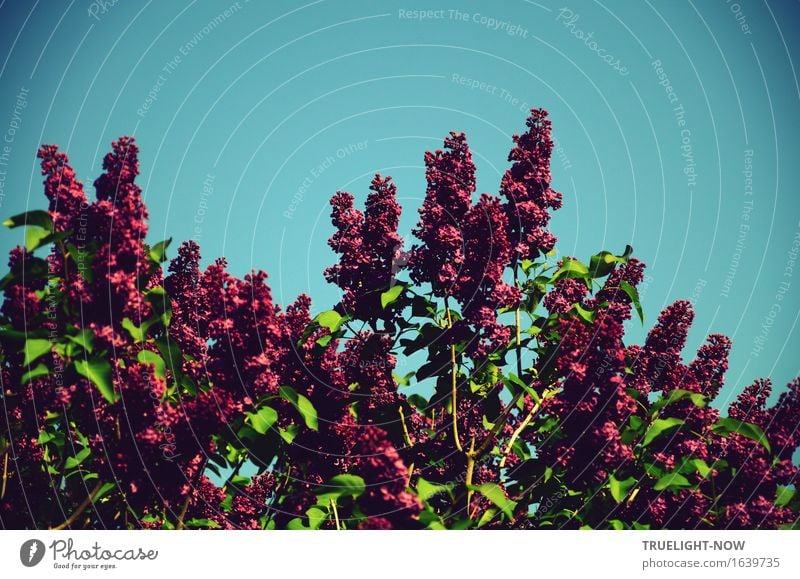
[
  {"x1": 325, "y1": 174, "x2": 404, "y2": 317},
  {"x1": 499, "y1": 108, "x2": 563, "y2": 260},
  {"x1": 2, "y1": 108, "x2": 798, "y2": 531}
]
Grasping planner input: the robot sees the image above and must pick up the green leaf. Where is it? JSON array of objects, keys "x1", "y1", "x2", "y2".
[
  {"x1": 588, "y1": 246, "x2": 633, "y2": 278},
  {"x1": 416, "y1": 477, "x2": 450, "y2": 502},
  {"x1": 621, "y1": 415, "x2": 646, "y2": 445},
  {"x1": 712, "y1": 417, "x2": 771, "y2": 453},
  {"x1": 551, "y1": 257, "x2": 590, "y2": 282},
  {"x1": 316, "y1": 310, "x2": 344, "y2": 332},
  {"x1": 608, "y1": 474, "x2": 637, "y2": 503},
  {"x1": 279, "y1": 385, "x2": 318, "y2": 431},
  {"x1": 619, "y1": 280, "x2": 644, "y2": 322},
  {"x1": 37, "y1": 429, "x2": 59, "y2": 445},
  {"x1": 470, "y1": 483, "x2": 516, "y2": 519},
  {"x1": 520, "y1": 259, "x2": 535, "y2": 274},
  {"x1": 476, "y1": 508, "x2": 498, "y2": 528},
  {"x1": 148, "y1": 238, "x2": 172, "y2": 264},
  {"x1": 407, "y1": 394, "x2": 428, "y2": 411},
  {"x1": 122, "y1": 317, "x2": 151, "y2": 342},
  {"x1": 21, "y1": 363, "x2": 49, "y2": 384},
  {"x1": 690, "y1": 458, "x2": 712, "y2": 479},
  {"x1": 137, "y1": 350, "x2": 166, "y2": 380},
  {"x1": 22, "y1": 338, "x2": 51, "y2": 366},
  {"x1": 246, "y1": 406, "x2": 278, "y2": 435},
  {"x1": 589, "y1": 251, "x2": 622, "y2": 278},
  {"x1": 380, "y1": 284, "x2": 404, "y2": 309},
  {"x1": 0, "y1": 325, "x2": 42, "y2": 341},
  {"x1": 235, "y1": 425, "x2": 259, "y2": 442},
  {"x1": 39, "y1": 229, "x2": 72, "y2": 251},
  {"x1": 775, "y1": 486, "x2": 795, "y2": 508},
  {"x1": 146, "y1": 286, "x2": 172, "y2": 327},
  {"x1": 185, "y1": 518, "x2": 221, "y2": 529},
  {"x1": 780, "y1": 519, "x2": 800, "y2": 531},
  {"x1": 629, "y1": 415, "x2": 645, "y2": 431},
  {"x1": 306, "y1": 506, "x2": 327, "y2": 530},
  {"x1": 653, "y1": 472, "x2": 692, "y2": 491},
  {"x1": 25, "y1": 226, "x2": 51, "y2": 251},
  {"x1": 315, "y1": 334, "x2": 333, "y2": 348},
  {"x1": 651, "y1": 389, "x2": 707, "y2": 415},
  {"x1": 608, "y1": 519, "x2": 625, "y2": 530},
  {"x1": 572, "y1": 303, "x2": 597, "y2": 324},
  {"x1": 75, "y1": 358, "x2": 117, "y2": 403},
  {"x1": 286, "y1": 518, "x2": 310, "y2": 530},
  {"x1": 316, "y1": 474, "x2": 365, "y2": 501},
  {"x1": 3, "y1": 210, "x2": 53, "y2": 230},
  {"x1": 94, "y1": 481, "x2": 116, "y2": 502},
  {"x1": 504, "y1": 373, "x2": 540, "y2": 404},
  {"x1": 393, "y1": 371, "x2": 415, "y2": 387},
  {"x1": 155, "y1": 338, "x2": 184, "y2": 384},
  {"x1": 279, "y1": 424, "x2": 299, "y2": 444},
  {"x1": 66, "y1": 242, "x2": 95, "y2": 282},
  {"x1": 642, "y1": 417, "x2": 684, "y2": 447},
  {"x1": 64, "y1": 447, "x2": 91, "y2": 470},
  {"x1": 66, "y1": 329, "x2": 94, "y2": 353}
]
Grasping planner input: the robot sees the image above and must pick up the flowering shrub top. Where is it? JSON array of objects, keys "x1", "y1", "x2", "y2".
[{"x1": 1, "y1": 109, "x2": 798, "y2": 530}]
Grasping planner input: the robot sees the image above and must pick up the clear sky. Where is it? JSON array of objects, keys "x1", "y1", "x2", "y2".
[{"x1": 1, "y1": 0, "x2": 798, "y2": 405}]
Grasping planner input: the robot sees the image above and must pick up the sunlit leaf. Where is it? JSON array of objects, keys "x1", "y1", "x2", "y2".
[
  {"x1": 642, "y1": 417, "x2": 684, "y2": 447},
  {"x1": 75, "y1": 358, "x2": 116, "y2": 403},
  {"x1": 279, "y1": 385, "x2": 318, "y2": 430}
]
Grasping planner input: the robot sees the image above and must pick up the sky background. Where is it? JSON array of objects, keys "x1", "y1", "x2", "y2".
[{"x1": 0, "y1": 0, "x2": 798, "y2": 406}]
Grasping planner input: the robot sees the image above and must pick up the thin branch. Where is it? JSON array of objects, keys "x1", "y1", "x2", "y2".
[
  {"x1": 50, "y1": 481, "x2": 103, "y2": 530},
  {"x1": 465, "y1": 437, "x2": 476, "y2": 517},
  {"x1": 473, "y1": 390, "x2": 524, "y2": 458},
  {"x1": 175, "y1": 494, "x2": 191, "y2": 530},
  {"x1": 1, "y1": 452, "x2": 8, "y2": 500},
  {"x1": 330, "y1": 499, "x2": 341, "y2": 530},
  {"x1": 177, "y1": 457, "x2": 208, "y2": 530},
  {"x1": 445, "y1": 298, "x2": 463, "y2": 453},
  {"x1": 398, "y1": 406, "x2": 413, "y2": 447},
  {"x1": 499, "y1": 401, "x2": 542, "y2": 469}
]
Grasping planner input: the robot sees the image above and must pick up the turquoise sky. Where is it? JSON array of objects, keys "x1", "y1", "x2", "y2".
[{"x1": 1, "y1": 0, "x2": 798, "y2": 405}]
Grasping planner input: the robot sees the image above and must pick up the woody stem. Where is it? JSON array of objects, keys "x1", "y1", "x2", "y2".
[
  {"x1": 514, "y1": 263, "x2": 523, "y2": 378},
  {"x1": 1, "y1": 452, "x2": 8, "y2": 500},
  {"x1": 176, "y1": 494, "x2": 191, "y2": 530},
  {"x1": 465, "y1": 437, "x2": 476, "y2": 517},
  {"x1": 445, "y1": 298, "x2": 463, "y2": 453},
  {"x1": 330, "y1": 499, "x2": 341, "y2": 530},
  {"x1": 516, "y1": 306, "x2": 523, "y2": 377},
  {"x1": 499, "y1": 401, "x2": 541, "y2": 469},
  {"x1": 50, "y1": 481, "x2": 103, "y2": 530}
]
